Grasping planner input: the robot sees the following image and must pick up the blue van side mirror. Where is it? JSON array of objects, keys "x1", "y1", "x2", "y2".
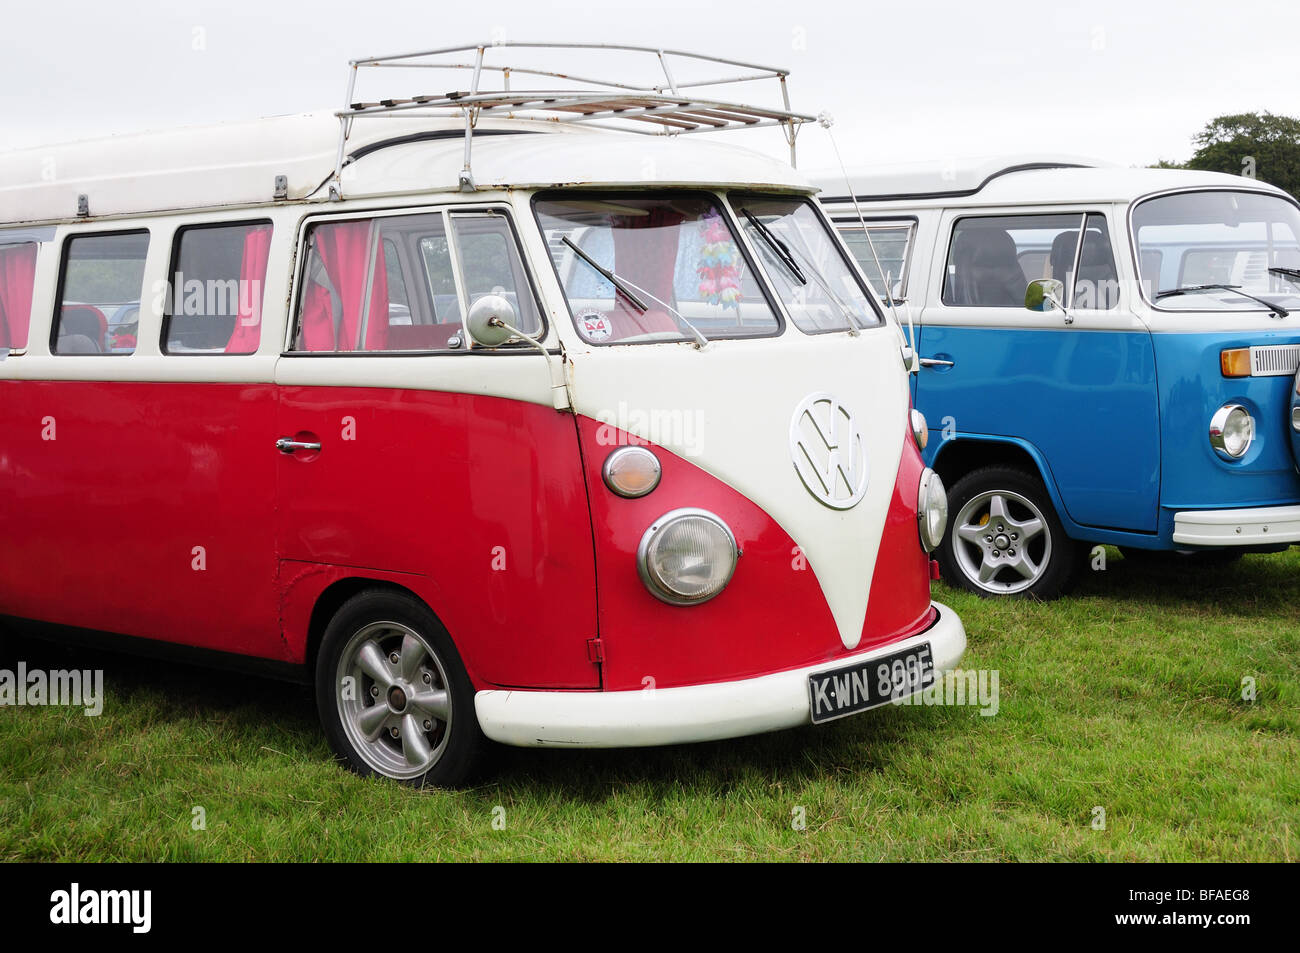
[{"x1": 1024, "y1": 278, "x2": 1065, "y2": 313}]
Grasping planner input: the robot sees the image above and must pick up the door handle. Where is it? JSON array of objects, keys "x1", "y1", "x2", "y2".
[
  {"x1": 276, "y1": 437, "x2": 322, "y2": 454},
  {"x1": 918, "y1": 357, "x2": 955, "y2": 368}
]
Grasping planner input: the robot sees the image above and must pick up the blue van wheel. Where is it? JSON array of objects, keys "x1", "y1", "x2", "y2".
[{"x1": 938, "y1": 466, "x2": 1086, "y2": 600}]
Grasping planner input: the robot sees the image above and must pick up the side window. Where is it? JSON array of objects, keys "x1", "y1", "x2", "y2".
[
  {"x1": 0, "y1": 241, "x2": 38, "y2": 352},
  {"x1": 943, "y1": 212, "x2": 1119, "y2": 310},
  {"x1": 449, "y1": 211, "x2": 544, "y2": 337},
  {"x1": 382, "y1": 239, "x2": 412, "y2": 326},
  {"x1": 1073, "y1": 214, "x2": 1119, "y2": 310},
  {"x1": 165, "y1": 222, "x2": 272, "y2": 354},
  {"x1": 54, "y1": 231, "x2": 149, "y2": 354},
  {"x1": 292, "y1": 210, "x2": 541, "y2": 353},
  {"x1": 418, "y1": 232, "x2": 462, "y2": 325},
  {"x1": 838, "y1": 222, "x2": 914, "y2": 302}
]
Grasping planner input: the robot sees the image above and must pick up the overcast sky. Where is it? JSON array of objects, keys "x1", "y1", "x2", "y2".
[{"x1": 2, "y1": 0, "x2": 1296, "y2": 174}]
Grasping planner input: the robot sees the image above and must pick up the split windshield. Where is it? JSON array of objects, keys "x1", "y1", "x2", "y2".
[
  {"x1": 533, "y1": 191, "x2": 881, "y2": 344},
  {"x1": 1133, "y1": 190, "x2": 1300, "y2": 313}
]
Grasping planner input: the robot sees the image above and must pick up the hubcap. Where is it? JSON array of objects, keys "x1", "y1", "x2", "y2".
[
  {"x1": 951, "y1": 489, "x2": 1052, "y2": 594},
  {"x1": 335, "y1": 621, "x2": 452, "y2": 779}
]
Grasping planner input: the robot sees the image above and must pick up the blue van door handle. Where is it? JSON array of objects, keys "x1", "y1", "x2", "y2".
[{"x1": 919, "y1": 357, "x2": 955, "y2": 368}]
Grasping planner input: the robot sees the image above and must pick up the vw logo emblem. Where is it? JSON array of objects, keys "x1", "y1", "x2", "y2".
[{"x1": 789, "y1": 392, "x2": 869, "y2": 510}]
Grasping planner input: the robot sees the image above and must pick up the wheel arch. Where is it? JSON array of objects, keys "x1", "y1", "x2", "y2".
[
  {"x1": 305, "y1": 577, "x2": 440, "y2": 673},
  {"x1": 930, "y1": 435, "x2": 1077, "y2": 537}
]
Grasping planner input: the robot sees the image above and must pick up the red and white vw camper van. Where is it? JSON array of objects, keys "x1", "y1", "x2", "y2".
[{"x1": 0, "y1": 44, "x2": 965, "y2": 784}]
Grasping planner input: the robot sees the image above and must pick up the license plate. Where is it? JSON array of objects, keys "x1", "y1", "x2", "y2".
[{"x1": 808, "y1": 642, "x2": 935, "y2": 724}]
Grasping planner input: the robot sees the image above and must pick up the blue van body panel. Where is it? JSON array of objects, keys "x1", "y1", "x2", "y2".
[
  {"x1": 915, "y1": 324, "x2": 1160, "y2": 532},
  {"x1": 1151, "y1": 329, "x2": 1300, "y2": 511},
  {"x1": 1291, "y1": 370, "x2": 1300, "y2": 470},
  {"x1": 926, "y1": 432, "x2": 1171, "y2": 547}
]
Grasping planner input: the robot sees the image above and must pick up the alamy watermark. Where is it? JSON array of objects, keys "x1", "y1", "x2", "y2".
[
  {"x1": 0, "y1": 662, "x2": 103, "y2": 716},
  {"x1": 890, "y1": 667, "x2": 1000, "y2": 716},
  {"x1": 594, "y1": 401, "x2": 705, "y2": 456}
]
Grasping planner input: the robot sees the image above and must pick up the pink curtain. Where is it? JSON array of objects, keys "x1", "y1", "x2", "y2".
[
  {"x1": 225, "y1": 225, "x2": 272, "y2": 354},
  {"x1": 298, "y1": 222, "x2": 389, "y2": 351},
  {"x1": 0, "y1": 244, "x2": 37, "y2": 350},
  {"x1": 609, "y1": 210, "x2": 682, "y2": 334}
]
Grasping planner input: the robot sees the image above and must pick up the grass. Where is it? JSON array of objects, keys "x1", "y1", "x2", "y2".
[{"x1": 1, "y1": 547, "x2": 1297, "y2": 861}]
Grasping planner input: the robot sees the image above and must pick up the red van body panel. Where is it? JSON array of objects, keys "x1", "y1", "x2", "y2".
[
  {"x1": 1, "y1": 380, "x2": 930, "y2": 695},
  {"x1": 575, "y1": 417, "x2": 934, "y2": 691},
  {"x1": 276, "y1": 385, "x2": 601, "y2": 689},
  {"x1": 0, "y1": 380, "x2": 281, "y2": 658}
]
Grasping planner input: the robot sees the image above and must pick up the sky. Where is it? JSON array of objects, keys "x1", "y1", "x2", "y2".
[{"x1": 1, "y1": 0, "x2": 1297, "y2": 173}]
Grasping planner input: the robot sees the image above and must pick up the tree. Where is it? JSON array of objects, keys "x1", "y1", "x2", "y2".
[{"x1": 1184, "y1": 112, "x2": 1300, "y2": 197}]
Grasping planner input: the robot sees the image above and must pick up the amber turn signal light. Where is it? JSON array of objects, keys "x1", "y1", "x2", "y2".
[{"x1": 1220, "y1": 348, "x2": 1251, "y2": 378}]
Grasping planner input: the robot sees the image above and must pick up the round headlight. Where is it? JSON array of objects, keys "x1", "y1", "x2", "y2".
[
  {"x1": 1292, "y1": 405, "x2": 1300, "y2": 433},
  {"x1": 910, "y1": 408, "x2": 929, "y2": 450},
  {"x1": 917, "y1": 468, "x2": 948, "y2": 553},
  {"x1": 1209, "y1": 404, "x2": 1255, "y2": 460},
  {"x1": 637, "y1": 508, "x2": 738, "y2": 606},
  {"x1": 603, "y1": 446, "x2": 661, "y2": 498}
]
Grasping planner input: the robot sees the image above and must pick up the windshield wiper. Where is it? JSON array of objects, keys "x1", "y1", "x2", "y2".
[
  {"x1": 741, "y1": 210, "x2": 865, "y2": 333},
  {"x1": 562, "y1": 236, "x2": 647, "y2": 312},
  {"x1": 1269, "y1": 266, "x2": 1300, "y2": 289},
  {"x1": 741, "y1": 211, "x2": 806, "y2": 285},
  {"x1": 562, "y1": 236, "x2": 708, "y2": 348},
  {"x1": 1155, "y1": 283, "x2": 1289, "y2": 318}
]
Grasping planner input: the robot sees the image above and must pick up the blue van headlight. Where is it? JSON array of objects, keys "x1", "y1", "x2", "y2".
[{"x1": 1209, "y1": 404, "x2": 1255, "y2": 460}]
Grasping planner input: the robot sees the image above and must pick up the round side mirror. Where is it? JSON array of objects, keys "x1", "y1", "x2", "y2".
[
  {"x1": 466, "y1": 294, "x2": 519, "y2": 348},
  {"x1": 1025, "y1": 278, "x2": 1065, "y2": 313}
]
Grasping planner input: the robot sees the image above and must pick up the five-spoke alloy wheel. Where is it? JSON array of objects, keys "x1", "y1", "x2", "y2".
[
  {"x1": 938, "y1": 466, "x2": 1085, "y2": 599},
  {"x1": 317, "y1": 590, "x2": 483, "y2": 786}
]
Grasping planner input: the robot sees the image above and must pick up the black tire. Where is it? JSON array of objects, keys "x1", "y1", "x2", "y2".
[
  {"x1": 1120, "y1": 547, "x2": 1244, "y2": 567},
  {"x1": 316, "y1": 589, "x2": 484, "y2": 787},
  {"x1": 937, "y1": 465, "x2": 1087, "y2": 600}
]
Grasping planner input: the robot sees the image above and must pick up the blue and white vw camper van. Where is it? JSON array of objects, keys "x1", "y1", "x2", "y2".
[{"x1": 819, "y1": 158, "x2": 1300, "y2": 598}]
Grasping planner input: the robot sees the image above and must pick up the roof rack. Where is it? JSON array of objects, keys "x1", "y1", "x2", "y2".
[{"x1": 329, "y1": 42, "x2": 816, "y2": 199}]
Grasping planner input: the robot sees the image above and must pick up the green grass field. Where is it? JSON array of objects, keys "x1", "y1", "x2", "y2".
[{"x1": 1, "y1": 547, "x2": 1297, "y2": 861}]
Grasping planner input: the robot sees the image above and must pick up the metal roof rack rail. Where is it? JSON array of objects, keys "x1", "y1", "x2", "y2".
[{"x1": 329, "y1": 41, "x2": 816, "y2": 199}]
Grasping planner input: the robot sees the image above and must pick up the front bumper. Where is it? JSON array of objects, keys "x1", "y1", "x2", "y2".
[
  {"x1": 1171, "y1": 505, "x2": 1300, "y2": 546},
  {"x1": 474, "y1": 602, "x2": 967, "y2": 748}
]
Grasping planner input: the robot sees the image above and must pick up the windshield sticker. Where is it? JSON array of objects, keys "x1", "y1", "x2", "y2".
[{"x1": 578, "y1": 308, "x2": 613, "y2": 341}]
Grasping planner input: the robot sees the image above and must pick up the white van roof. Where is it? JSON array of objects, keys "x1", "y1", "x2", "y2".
[
  {"x1": 812, "y1": 155, "x2": 1293, "y2": 207},
  {"x1": 0, "y1": 111, "x2": 814, "y2": 226}
]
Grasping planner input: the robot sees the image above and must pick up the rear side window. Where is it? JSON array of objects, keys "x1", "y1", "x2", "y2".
[
  {"x1": 53, "y1": 231, "x2": 149, "y2": 354},
  {"x1": 165, "y1": 222, "x2": 272, "y2": 354},
  {"x1": 0, "y1": 242, "x2": 38, "y2": 351},
  {"x1": 838, "y1": 221, "x2": 915, "y2": 302},
  {"x1": 292, "y1": 210, "x2": 541, "y2": 352}
]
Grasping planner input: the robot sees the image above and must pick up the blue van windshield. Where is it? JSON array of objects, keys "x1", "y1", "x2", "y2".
[{"x1": 1133, "y1": 190, "x2": 1300, "y2": 312}]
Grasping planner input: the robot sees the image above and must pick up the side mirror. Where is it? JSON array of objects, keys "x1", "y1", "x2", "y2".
[
  {"x1": 1025, "y1": 278, "x2": 1065, "y2": 313},
  {"x1": 466, "y1": 294, "x2": 519, "y2": 348}
]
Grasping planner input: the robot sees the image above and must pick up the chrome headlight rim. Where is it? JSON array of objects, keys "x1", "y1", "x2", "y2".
[
  {"x1": 602, "y1": 446, "x2": 662, "y2": 498},
  {"x1": 636, "y1": 507, "x2": 739, "y2": 607},
  {"x1": 910, "y1": 408, "x2": 929, "y2": 450},
  {"x1": 1209, "y1": 403, "x2": 1255, "y2": 461},
  {"x1": 917, "y1": 468, "x2": 948, "y2": 553}
]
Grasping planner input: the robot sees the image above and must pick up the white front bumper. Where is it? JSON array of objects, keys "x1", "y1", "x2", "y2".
[
  {"x1": 1171, "y1": 505, "x2": 1300, "y2": 546},
  {"x1": 474, "y1": 602, "x2": 967, "y2": 748}
]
